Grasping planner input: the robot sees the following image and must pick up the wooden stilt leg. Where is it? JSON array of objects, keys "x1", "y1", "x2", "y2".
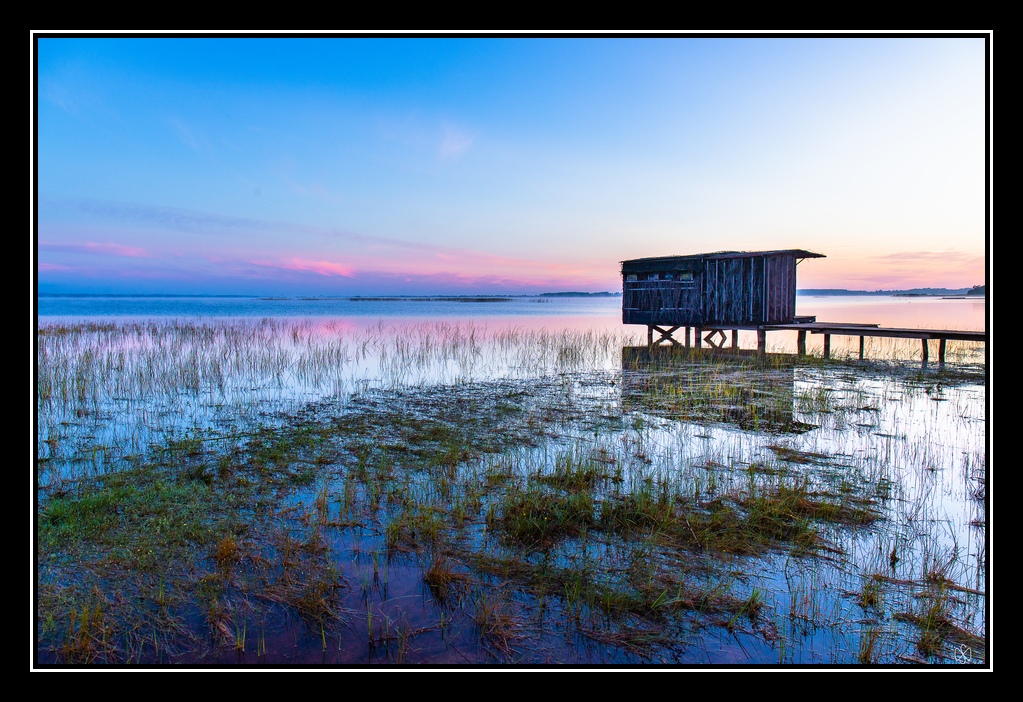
[
  {"x1": 757, "y1": 329, "x2": 766, "y2": 355},
  {"x1": 797, "y1": 330, "x2": 806, "y2": 356},
  {"x1": 704, "y1": 330, "x2": 725, "y2": 349},
  {"x1": 922, "y1": 339, "x2": 929, "y2": 364},
  {"x1": 939, "y1": 338, "x2": 946, "y2": 367},
  {"x1": 731, "y1": 329, "x2": 738, "y2": 348},
  {"x1": 823, "y1": 334, "x2": 831, "y2": 359},
  {"x1": 685, "y1": 327, "x2": 690, "y2": 347},
  {"x1": 859, "y1": 336, "x2": 865, "y2": 360},
  {"x1": 649, "y1": 325, "x2": 680, "y2": 347},
  {"x1": 647, "y1": 326, "x2": 653, "y2": 347}
]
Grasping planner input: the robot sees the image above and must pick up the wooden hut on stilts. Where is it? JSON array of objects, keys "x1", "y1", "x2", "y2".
[{"x1": 621, "y1": 249, "x2": 825, "y2": 352}]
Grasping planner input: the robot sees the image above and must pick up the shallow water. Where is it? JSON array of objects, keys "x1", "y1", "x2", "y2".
[
  {"x1": 33, "y1": 296, "x2": 989, "y2": 667},
  {"x1": 37, "y1": 292, "x2": 987, "y2": 355}
]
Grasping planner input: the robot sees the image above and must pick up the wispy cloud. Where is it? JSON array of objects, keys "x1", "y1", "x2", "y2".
[
  {"x1": 48, "y1": 198, "x2": 279, "y2": 235},
  {"x1": 439, "y1": 123, "x2": 476, "y2": 161},
  {"x1": 38, "y1": 262, "x2": 72, "y2": 271},
  {"x1": 38, "y1": 64, "x2": 119, "y2": 123},
  {"x1": 166, "y1": 116, "x2": 202, "y2": 152},
  {"x1": 41, "y1": 79, "x2": 76, "y2": 114},
  {"x1": 47, "y1": 198, "x2": 417, "y2": 251},
  {"x1": 39, "y1": 198, "x2": 617, "y2": 290},
  {"x1": 281, "y1": 258, "x2": 355, "y2": 278},
  {"x1": 870, "y1": 250, "x2": 981, "y2": 263},
  {"x1": 251, "y1": 257, "x2": 355, "y2": 278},
  {"x1": 376, "y1": 113, "x2": 477, "y2": 163},
  {"x1": 44, "y1": 198, "x2": 568, "y2": 266},
  {"x1": 801, "y1": 248, "x2": 986, "y2": 290},
  {"x1": 39, "y1": 240, "x2": 150, "y2": 257},
  {"x1": 289, "y1": 181, "x2": 345, "y2": 205}
]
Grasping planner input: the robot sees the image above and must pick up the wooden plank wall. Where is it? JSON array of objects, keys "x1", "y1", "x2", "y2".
[
  {"x1": 763, "y1": 254, "x2": 795, "y2": 324},
  {"x1": 622, "y1": 279, "x2": 701, "y2": 325},
  {"x1": 705, "y1": 255, "x2": 769, "y2": 325},
  {"x1": 623, "y1": 253, "x2": 802, "y2": 327}
]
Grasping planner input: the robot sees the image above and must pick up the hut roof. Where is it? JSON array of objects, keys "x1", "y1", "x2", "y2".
[{"x1": 621, "y1": 249, "x2": 825, "y2": 270}]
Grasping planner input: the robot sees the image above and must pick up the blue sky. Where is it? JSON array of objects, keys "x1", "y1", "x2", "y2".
[{"x1": 34, "y1": 34, "x2": 990, "y2": 295}]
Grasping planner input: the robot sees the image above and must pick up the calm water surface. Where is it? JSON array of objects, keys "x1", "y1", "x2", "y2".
[
  {"x1": 34, "y1": 294, "x2": 989, "y2": 666},
  {"x1": 37, "y1": 293, "x2": 986, "y2": 331}
]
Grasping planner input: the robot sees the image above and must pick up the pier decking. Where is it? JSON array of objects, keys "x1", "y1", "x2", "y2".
[
  {"x1": 664, "y1": 320, "x2": 985, "y2": 366},
  {"x1": 761, "y1": 322, "x2": 985, "y2": 364}
]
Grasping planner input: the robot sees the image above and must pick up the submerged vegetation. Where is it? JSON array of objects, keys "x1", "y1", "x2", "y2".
[{"x1": 35, "y1": 319, "x2": 987, "y2": 666}]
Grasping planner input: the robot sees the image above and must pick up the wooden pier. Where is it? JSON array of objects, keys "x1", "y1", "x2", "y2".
[
  {"x1": 620, "y1": 249, "x2": 984, "y2": 366},
  {"x1": 761, "y1": 322, "x2": 985, "y2": 365},
  {"x1": 649, "y1": 320, "x2": 985, "y2": 366}
]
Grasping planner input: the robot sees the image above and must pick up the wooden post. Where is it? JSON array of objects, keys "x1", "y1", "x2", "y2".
[
  {"x1": 921, "y1": 339, "x2": 929, "y2": 364},
  {"x1": 797, "y1": 330, "x2": 806, "y2": 356},
  {"x1": 695, "y1": 327, "x2": 702, "y2": 348},
  {"x1": 939, "y1": 338, "x2": 947, "y2": 366},
  {"x1": 685, "y1": 327, "x2": 691, "y2": 347},
  {"x1": 859, "y1": 336, "x2": 865, "y2": 360},
  {"x1": 757, "y1": 328, "x2": 766, "y2": 355},
  {"x1": 823, "y1": 334, "x2": 831, "y2": 359},
  {"x1": 647, "y1": 325, "x2": 653, "y2": 347},
  {"x1": 731, "y1": 329, "x2": 739, "y2": 349}
]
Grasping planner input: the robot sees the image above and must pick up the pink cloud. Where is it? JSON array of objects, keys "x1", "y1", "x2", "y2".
[
  {"x1": 235, "y1": 251, "x2": 617, "y2": 292},
  {"x1": 798, "y1": 252, "x2": 986, "y2": 290},
  {"x1": 266, "y1": 258, "x2": 355, "y2": 278},
  {"x1": 871, "y1": 251, "x2": 982, "y2": 264},
  {"x1": 352, "y1": 269, "x2": 617, "y2": 293}
]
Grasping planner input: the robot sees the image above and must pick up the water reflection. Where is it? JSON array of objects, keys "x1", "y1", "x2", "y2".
[{"x1": 620, "y1": 346, "x2": 816, "y2": 433}]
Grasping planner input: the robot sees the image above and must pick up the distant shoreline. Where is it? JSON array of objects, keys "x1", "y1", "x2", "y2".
[
  {"x1": 37, "y1": 292, "x2": 625, "y2": 299},
  {"x1": 798, "y1": 288, "x2": 982, "y2": 297},
  {"x1": 38, "y1": 289, "x2": 984, "y2": 299}
]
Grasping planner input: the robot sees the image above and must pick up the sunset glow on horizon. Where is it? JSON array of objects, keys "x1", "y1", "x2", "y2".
[{"x1": 33, "y1": 34, "x2": 990, "y2": 295}]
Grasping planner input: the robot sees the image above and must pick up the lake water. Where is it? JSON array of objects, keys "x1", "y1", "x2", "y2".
[
  {"x1": 34, "y1": 294, "x2": 990, "y2": 666},
  {"x1": 37, "y1": 293, "x2": 986, "y2": 330},
  {"x1": 37, "y1": 293, "x2": 987, "y2": 363},
  {"x1": 795, "y1": 295, "x2": 986, "y2": 332}
]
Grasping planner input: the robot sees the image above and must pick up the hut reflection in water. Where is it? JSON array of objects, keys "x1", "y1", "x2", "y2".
[{"x1": 620, "y1": 345, "x2": 816, "y2": 434}]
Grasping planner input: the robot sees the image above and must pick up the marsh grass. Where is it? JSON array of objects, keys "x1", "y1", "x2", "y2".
[{"x1": 35, "y1": 320, "x2": 986, "y2": 665}]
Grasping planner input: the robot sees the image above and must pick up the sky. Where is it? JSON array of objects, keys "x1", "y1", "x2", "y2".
[{"x1": 33, "y1": 33, "x2": 991, "y2": 295}]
